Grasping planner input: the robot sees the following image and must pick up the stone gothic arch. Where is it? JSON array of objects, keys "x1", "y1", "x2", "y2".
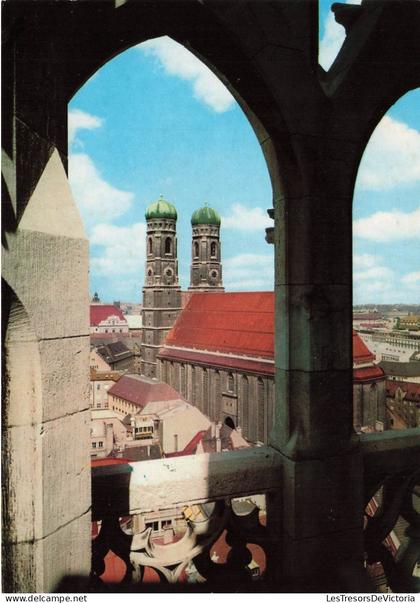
[{"x1": 3, "y1": 0, "x2": 419, "y2": 592}]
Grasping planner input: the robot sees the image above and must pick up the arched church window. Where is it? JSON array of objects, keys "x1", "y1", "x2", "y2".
[
  {"x1": 194, "y1": 242, "x2": 199, "y2": 257},
  {"x1": 215, "y1": 370, "x2": 221, "y2": 419},
  {"x1": 191, "y1": 366, "x2": 196, "y2": 401},
  {"x1": 148, "y1": 237, "x2": 153, "y2": 254},
  {"x1": 227, "y1": 372, "x2": 234, "y2": 392},
  {"x1": 257, "y1": 377, "x2": 265, "y2": 443},
  {"x1": 165, "y1": 237, "x2": 172, "y2": 254},
  {"x1": 203, "y1": 368, "x2": 209, "y2": 415},
  {"x1": 241, "y1": 375, "x2": 249, "y2": 434},
  {"x1": 369, "y1": 383, "x2": 378, "y2": 408},
  {"x1": 211, "y1": 241, "x2": 217, "y2": 257},
  {"x1": 180, "y1": 364, "x2": 186, "y2": 396}
]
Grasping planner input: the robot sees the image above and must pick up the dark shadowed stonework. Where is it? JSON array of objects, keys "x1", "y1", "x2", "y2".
[{"x1": 2, "y1": 0, "x2": 420, "y2": 593}]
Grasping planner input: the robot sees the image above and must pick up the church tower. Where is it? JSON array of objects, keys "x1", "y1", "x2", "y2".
[
  {"x1": 189, "y1": 203, "x2": 224, "y2": 291},
  {"x1": 141, "y1": 195, "x2": 182, "y2": 378}
]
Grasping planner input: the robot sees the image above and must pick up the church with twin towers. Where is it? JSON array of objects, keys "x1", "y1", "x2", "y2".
[
  {"x1": 141, "y1": 195, "x2": 224, "y2": 379},
  {"x1": 139, "y1": 194, "x2": 386, "y2": 446},
  {"x1": 140, "y1": 195, "x2": 275, "y2": 445}
]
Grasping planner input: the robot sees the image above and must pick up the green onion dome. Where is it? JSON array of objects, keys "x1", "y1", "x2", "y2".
[
  {"x1": 145, "y1": 195, "x2": 177, "y2": 220},
  {"x1": 191, "y1": 203, "x2": 221, "y2": 226}
]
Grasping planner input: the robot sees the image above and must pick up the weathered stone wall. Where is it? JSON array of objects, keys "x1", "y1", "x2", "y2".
[
  {"x1": 2, "y1": 153, "x2": 91, "y2": 592},
  {"x1": 158, "y1": 357, "x2": 274, "y2": 444}
]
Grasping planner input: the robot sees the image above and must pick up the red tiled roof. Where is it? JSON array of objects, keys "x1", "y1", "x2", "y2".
[
  {"x1": 353, "y1": 365, "x2": 385, "y2": 381},
  {"x1": 353, "y1": 331, "x2": 375, "y2": 363},
  {"x1": 108, "y1": 375, "x2": 182, "y2": 407},
  {"x1": 162, "y1": 297, "x2": 375, "y2": 373},
  {"x1": 164, "y1": 292, "x2": 274, "y2": 358},
  {"x1": 353, "y1": 313, "x2": 382, "y2": 321},
  {"x1": 386, "y1": 380, "x2": 420, "y2": 402},
  {"x1": 158, "y1": 346, "x2": 274, "y2": 375},
  {"x1": 91, "y1": 458, "x2": 130, "y2": 468},
  {"x1": 165, "y1": 430, "x2": 207, "y2": 458},
  {"x1": 90, "y1": 304, "x2": 127, "y2": 327}
]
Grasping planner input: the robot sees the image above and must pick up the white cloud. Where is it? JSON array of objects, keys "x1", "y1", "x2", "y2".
[
  {"x1": 138, "y1": 37, "x2": 235, "y2": 113},
  {"x1": 353, "y1": 254, "x2": 379, "y2": 270},
  {"x1": 353, "y1": 254, "x2": 395, "y2": 304},
  {"x1": 401, "y1": 271, "x2": 420, "y2": 286},
  {"x1": 319, "y1": 0, "x2": 362, "y2": 71},
  {"x1": 90, "y1": 223, "x2": 146, "y2": 276},
  {"x1": 68, "y1": 109, "x2": 103, "y2": 145},
  {"x1": 353, "y1": 266, "x2": 394, "y2": 282},
  {"x1": 69, "y1": 153, "x2": 134, "y2": 225},
  {"x1": 357, "y1": 116, "x2": 420, "y2": 190},
  {"x1": 354, "y1": 206, "x2": 420, "y2": 242},
  {"x1": 224, "y1": 253, "x2": 274, "y2": 291},
  {"x1": 222, "y1": 203, "x2": 272, "y2": 231},
  {"x1": 353, "y1": 254, "x2": 420, "y2": 303}
]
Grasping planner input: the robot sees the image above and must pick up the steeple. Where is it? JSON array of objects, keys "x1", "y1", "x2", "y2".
[
  {"x1": 141, "y1": 195, "x2": 182, "y2": 378},
  {"x1": 189, "y1": 203, "x2": 224, "y2": 292}
]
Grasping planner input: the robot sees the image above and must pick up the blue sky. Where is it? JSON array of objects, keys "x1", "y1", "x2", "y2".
[{"x1": 68, "y1": 0, "x2": 420, "y2": 305}]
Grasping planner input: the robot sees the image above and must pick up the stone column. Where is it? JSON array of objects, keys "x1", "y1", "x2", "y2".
[{"x1": 2, "y1": 151, "x2": 91, "y2": 592}]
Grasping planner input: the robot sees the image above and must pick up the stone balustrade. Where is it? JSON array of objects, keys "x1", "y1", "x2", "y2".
[
  {"x1": 92, "y1": 447, "x2": 282, "y2": 589},
  {"x1": 360, "y1": 429, "x2": 420, "y2": 593},
  {"x1": 91, "y1": 431, "x2": 420, "y2": 592}
]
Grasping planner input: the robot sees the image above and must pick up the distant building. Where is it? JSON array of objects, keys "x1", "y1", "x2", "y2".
[
  {"x1": 397, "y1": 315, "x2": 420, "y2": 331},
  {"x1": 90, "y1": 304, "x2": 129, "y2": 334},
  {"x1": 90, "y1": 341, "x2": 134, "y2": 372},
  {"x1": 90, "y1": 370, "x2": 121, "y2": 409},
  {"x1": 378, "y1": 359, "x2": 420, "y2": 384},
  {"x1": 108, "y1": 374, "x2": 184, "y2": 417},
  {"x1": 141, "y1": 196, "x2": 182, "y2": 378},
  {"x1": 356, "y1": 328, "x2": 420, "y2": 362},
  {"x1": 125, "y1": 314, "x2": 143, "y2": 333},
  {"x1": 90, "y1": 333, "x2": 142, "y2": 373},
  {"x1": 352, "y1": 331, "x2": 387, "y2": 432},
  {"x1": 158, "y1": 293, "x2": 387, "y2": 442},
  {"x1": 188, "y1": 204, "x2": 224, "y2": 292},
  {"x1": 132, "y1": 399, "x2": 211, "y2": 455},
  {"x1": 194, "y1": 422, "x2": 250, "y2": 455},
  {"x1": 158, "y1": 292, "x2": 274, "y2": 443},
  {"x1": 120, "y1": 336, "x2": 142, "y2": 373},
  {"x1": 90, "y1": 411, "x2": 128, "y2": 459},
  {"x1": 386, "y1": 381, "x2": 420, "y2": 429}
]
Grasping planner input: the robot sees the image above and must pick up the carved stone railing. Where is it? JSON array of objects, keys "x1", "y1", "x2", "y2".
[
  {"x1": 360, "y1": 428, "x2": 420, "y2": 593},
  {"x1": 91, "y1": 447, "x2": 282, "y2": 590},
  {"x1": 91, "y1": 432, "x2": 420, "y2": 592}
]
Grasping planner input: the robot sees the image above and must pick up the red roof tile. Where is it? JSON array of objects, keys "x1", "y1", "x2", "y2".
[
  {"x1": 90, "y1": 304, "x2": 127, "y2": 327},
  {"x1": 386, "y1": 380, "x2": 420, "y2": 402},
  {"x1": 108, "y1": 375, "x2": 182, "y2": 407},
  {"x1": 162, "y1": 296, "x2": 374, "y2": 372},
  {"x1": 91, "y1": 458, "x2": 130, "y2": 468},
  {"x1": 164, "y1": 292, "x2": 274, "y2": 358},
  {"x1": 158, "y1": 347, "x2": 274, "y2": 375},
  {"x1": 353, "y1": 331, "x2": 375, "y2": 363},
  {"x1": 353, "y1": 365, "x2": 385, "y2": 381},
  {"x1": 165, "y1": 430, "x2": 207, "y2": 457}
]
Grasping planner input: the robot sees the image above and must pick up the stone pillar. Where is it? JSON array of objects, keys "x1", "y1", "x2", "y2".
[
  {"x1": 2, "y1": 151, "x2": 91, "y2": 592},
  {"x1": 267, "y1": 134, "x2": 365, "y2": 587}
]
